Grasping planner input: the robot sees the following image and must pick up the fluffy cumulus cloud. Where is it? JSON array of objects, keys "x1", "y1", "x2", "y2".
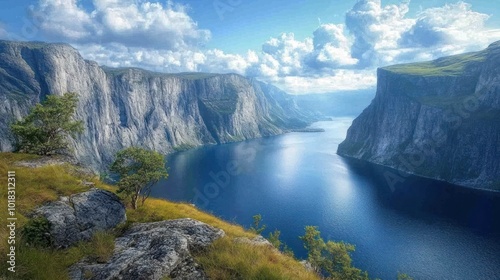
[
  {"x1": 345, "y1": 0, "x2": 414, "y2": 66},
  {"x1": 307, "y1": 24, "x2": 358, "y2": 68},
  {"x1": 344, "y1": 0, "x2": 500, "y2": 67},
  {"x1": 33, "y1": 0, "x2": 210, "y2": 50},
  {"x1": 399, "y1": 2, "x2": 495, "y2": 50},
  {"x1": 31, "y1": 0, "x2": 500, "y2": 94}
]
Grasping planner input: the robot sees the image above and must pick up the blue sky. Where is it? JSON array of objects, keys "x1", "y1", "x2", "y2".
[{"x1": 1, "y1": 0, "x2": 499, "y2": 94}]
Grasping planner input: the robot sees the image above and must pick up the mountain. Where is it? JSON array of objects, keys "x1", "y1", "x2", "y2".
[
  {"x1": 0, "y1": 40, "x2": 310, "y2": 170},
  {"x1": 293, "y1": 90, "x2": 375, "y2": 118},
  {"x1": 338, "y1": 41, "x2": 500, "y2": 191}
]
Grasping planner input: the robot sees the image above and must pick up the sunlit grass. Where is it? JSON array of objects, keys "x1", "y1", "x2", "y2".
[
  {"x1": 384, "y1": 51, "x2": 487, "y2": 76},
  {"x1": 196, "y1": 237, "x2": 318, "y2": 280},
  {"x1": 0, "y1": 153, "x2": 319, "y2": 280}
]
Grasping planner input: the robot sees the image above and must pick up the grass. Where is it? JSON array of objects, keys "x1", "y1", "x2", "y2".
[
  {"x1": 384, "y1": 50, "x2": 487, "y2": 76},
  {"x1": 0, "y1": 153, "x2": 319, "y2": 280},
  {"x1": 196, "y1": 238, "x2": 317, "y2": 280},
  {"x1": 103, "y1": 66, "x2": 220, "y2": 80}
]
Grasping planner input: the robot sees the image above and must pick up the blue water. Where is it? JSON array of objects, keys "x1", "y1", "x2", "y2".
[{"x1": 151, "y1": 118, "x2": 500, "y2": 280}]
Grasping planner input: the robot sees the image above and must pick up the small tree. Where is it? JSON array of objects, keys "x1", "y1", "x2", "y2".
[
  {"x1": 300, "y1": 226, "x2": 368, "y2": 279},
  {"x1": 250, "y1": 214, "x2": 266, "y2": 234},
  {"x1": 10, "y1": 92, "x2": 83, "y2": 155},
  {"x1": 110, "y1": 147, "x2": 168, "y2": 209},
  {"x1": 268, "y1": 229, "x2": 282, "y2": 249}
]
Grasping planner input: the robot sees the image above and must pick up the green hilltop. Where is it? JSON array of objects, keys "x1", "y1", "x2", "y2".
[{"x1": 383, "y1": 40, "x2": 500, "y2": 76}]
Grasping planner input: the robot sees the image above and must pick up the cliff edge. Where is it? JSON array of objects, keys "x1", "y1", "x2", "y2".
[
  {"x1": 338, "y1": 41, "x2": 500, "y2": 191},
  {"x1": 0, "y1": 40, "x2": 310, "y2": 170}
]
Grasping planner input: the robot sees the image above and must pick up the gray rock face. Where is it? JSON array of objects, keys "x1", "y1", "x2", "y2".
[
  {"x1": 0, "y1": 40, "x2": 310, "y2": 170},
  {"x1": 35, "y1": 188, "x2": 126, "y2": 247},
  {"x1": 338, "y1": 41, "x2": 500, "y2": 191},
  {"x1": 69, "y1": 218, "x2": 225, "y2": 280}
]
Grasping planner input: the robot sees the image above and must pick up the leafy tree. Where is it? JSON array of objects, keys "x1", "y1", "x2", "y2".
[
  {"x1": 268, "y1": 229, "x2": 282, "y2": 249},
  {"x1": 268, "y1": 229, "x2": 295, "y2": 257},
  {"x1": 10, "y1": 92, "x2": 83, "y2": 155},
  {"x1": 250, "y1": 214, "x2": 266, "y2": 234},
  {"x1": 110, "y1": 147, "x2": 169, "y2": 209},
  {"x1": 300, "y1": 226, "x2": 368, "y2": 280}
]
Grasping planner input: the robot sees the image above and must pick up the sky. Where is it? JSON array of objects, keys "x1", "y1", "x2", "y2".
[{"x1": 0, "y1": 0, "x2": 499, "y2": 94}]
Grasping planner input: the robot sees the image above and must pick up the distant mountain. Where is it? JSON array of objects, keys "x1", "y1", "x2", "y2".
[
  {"x1": 0, "y1": 40, "x2": 311, "y2": 170},
  {"x1": 338, "y1": 41, "x2": 500, "y2": 191},
  {"x1": 293, "y1": 90, "x2": 375, "y2": 118}
]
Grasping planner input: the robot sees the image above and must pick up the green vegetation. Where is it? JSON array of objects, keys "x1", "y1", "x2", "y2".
[
  {"x1": 398, "y1": 272, "x2": 414, "y2": 280},
  {"x1": 300, "y1": 226, "x2": 369, "y2": 279},
  {"x1": 10, "y1": 93, "x2": 83, "y2": 155},
  {"x1": 110, "y1": 147, "x2": 169, "y2": 209},
  {"x1": 21, "y1": 217, "x2": 53, "y2": 248},
  {"x1": 103, "y1": 66, "x2": 219, "y2": 80},
  {"x1": 249, "y1": 214, "x2": 266, "y2": 234},
  {"x1": 172, "y1": 143, "x2": 197, "y2": 152},
  {"x1": 268, "y1": 229, "x2": 295, "y2": 257},
  {"x1": 268, "y1": 229, "x2": 281, "y2": 249},
  {"x1": 384, "y1": 50, "x2": 487, "y2": 76},
  {"x1": 0, "y1": 153, "x2": 319, "y2": 279}
]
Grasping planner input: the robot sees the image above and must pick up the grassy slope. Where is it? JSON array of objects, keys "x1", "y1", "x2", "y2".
[
  {"x1": 383, "y1": 50, "x2": 487, "y2": 76},
  {"x1": 0, "y1": 153, "x2": 318, "y2": 280}
]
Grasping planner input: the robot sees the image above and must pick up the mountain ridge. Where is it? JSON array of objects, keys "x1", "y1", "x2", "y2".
[
  {"x1": 0, "y1": 40, "x2": 311, "y2": 170},
  {"x1": 338, "y1": 41, "x2": 500, "y2": 191}
]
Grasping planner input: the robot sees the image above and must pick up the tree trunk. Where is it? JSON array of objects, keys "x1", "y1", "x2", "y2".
[{"x1": 131, "y1": 194, "x2": 139, "y2": 210}]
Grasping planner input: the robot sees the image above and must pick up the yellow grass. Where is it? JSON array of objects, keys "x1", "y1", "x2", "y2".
[{"x1": 0, "y1": 153, "x2": 319, "y2": 280}]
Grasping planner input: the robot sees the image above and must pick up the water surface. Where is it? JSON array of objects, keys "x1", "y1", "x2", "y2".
[{"x1": 152, "y1": 118, "x2": 500, "y2": 280}]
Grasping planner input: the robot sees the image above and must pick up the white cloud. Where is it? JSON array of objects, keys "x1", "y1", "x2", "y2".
[
  {"x1": 34, "y1": 0, "x2": 96, "y2": 41},
  {"x1": 33, "y1": 0, "x2": 210, "y2": 50},
  {"x1": 398, "y1": 2, "x2": 500, "y2": 57},
  {"x1": 275, "y1": 70, "x2": 377, "y2": 94},
  {"x1": 345, "y1": 0, "x2": 414, "y2": 67},
  {"x1": 30, "y1": 0, "x2": 500, "y2": 94},
  {"x1": 306, "y1": 24, "x2": 358, "y2": 68},
  {"x1": 344, "y1": 0, "x2": 500, "y2": 68},
  {"x1": 259, "y1": 33, "x2": 313, "y2": 77}
]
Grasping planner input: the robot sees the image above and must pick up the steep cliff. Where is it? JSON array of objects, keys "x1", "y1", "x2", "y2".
[
  {"x1": 338, "y1": 41, "x2": 500, "y2": 191},
  {"x1": 0, "y1": 40, "x2": 309, "y2": 170}
]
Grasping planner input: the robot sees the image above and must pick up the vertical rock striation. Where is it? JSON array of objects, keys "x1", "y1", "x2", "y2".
[
  {"x1": 338, "y1": 41, "x2": 500, "y2": 191},
  {"x1": 0, "y1": 40, "x2": 309, "y2": 170}
]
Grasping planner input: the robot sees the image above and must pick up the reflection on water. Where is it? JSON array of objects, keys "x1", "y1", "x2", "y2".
[{"x1": 152, "y1": 118, "x2": 500, "y2": 280}]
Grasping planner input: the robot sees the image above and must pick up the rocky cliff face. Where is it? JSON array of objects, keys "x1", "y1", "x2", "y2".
[
  {"x1": 0, "y1": 40, "x2": 309, "y2": 170},
  {"x1": 338, "y1": 41, "x2": 500, "y2": 191}
]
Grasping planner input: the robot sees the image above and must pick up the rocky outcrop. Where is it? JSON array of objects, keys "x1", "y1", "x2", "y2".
[
  {"x1": 0, "y1": 40, "x2": 311, "y2": 170},
  {"x1": 69, "y1": 218, "x2": 224, "y2": 280},
  {"x1": 15, "y1": 155, "x2": 78, "y2": 168},
  {"x1": 235, "y1": 235, "x2": 274, "y2": 248},
  {"x1": 338, "y1": 41, "x2": 500, "y2": 191},
  {"x1": 35, "y1": 189, "x2": 126, "y2": 248}
]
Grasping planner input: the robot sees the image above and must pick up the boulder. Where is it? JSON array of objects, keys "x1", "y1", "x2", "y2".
[
  {"x1": 35, "y1": 188, "x2": 126, "y2": 248},
  {"x1": 69, "y1": 218, "x2": 225, "y2": 280}
]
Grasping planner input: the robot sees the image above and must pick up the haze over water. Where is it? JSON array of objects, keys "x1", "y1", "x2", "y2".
[{"x1": 152, "y1": 118, "x2": 500, "y2": 279}]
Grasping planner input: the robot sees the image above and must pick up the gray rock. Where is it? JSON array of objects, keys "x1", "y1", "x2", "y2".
[
  {"x1": 15, "y1": 155, "x2": 76, "y2": 168},
  {"x1": 300, "y1": 260, "x2": 316, "y2": 273},
  {"x1": 338, "y1": 41, "x2": 500, "y2": 191},
  {"x1": 234, "y1": 235, "x2": 274, "y2": 248},
  {"x1": 0, "y1": 40, "x2": 312, "y2": 171},
  {"x1": 69, "y1": 218, "x2": 225, "y2": 280},
  {"x1": 35, "y1": 188, "x2": 126, "y2": 248}
]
